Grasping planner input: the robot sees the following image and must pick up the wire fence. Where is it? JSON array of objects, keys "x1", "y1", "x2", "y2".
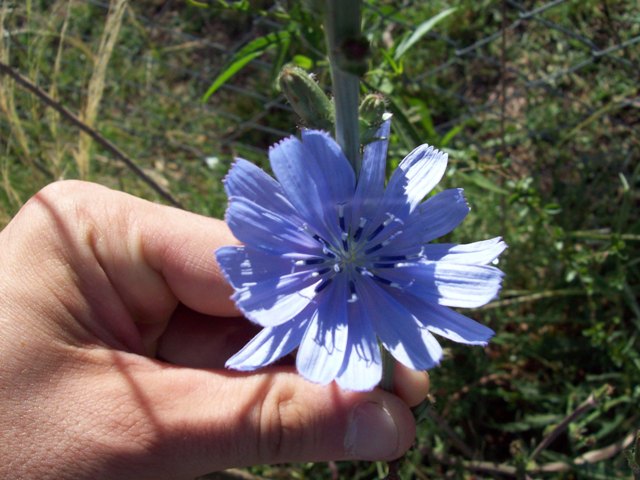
[{"x1": 2, "y1": 0, "x2": 638, "y2": 182}]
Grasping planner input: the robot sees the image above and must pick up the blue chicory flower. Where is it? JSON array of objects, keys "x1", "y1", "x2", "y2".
[{"x1": 216, "y1": 120, "x2": 506, "y2": 391}]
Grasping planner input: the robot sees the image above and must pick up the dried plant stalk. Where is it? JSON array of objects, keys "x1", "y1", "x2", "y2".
[
  {"x1": 0, "y1": 4, "x2": 32, "y2": 163},
  {"x1": 74, "y1": 0, "x2": 127, "y2": 178}
]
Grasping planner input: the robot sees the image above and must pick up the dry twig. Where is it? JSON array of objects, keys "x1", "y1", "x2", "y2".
[
  {"x1": 529, "y1": 391, "x2": 602, "y2": 462},
  {"x1": 0, "y1": 60, "x2": 183, "y2": 208}
]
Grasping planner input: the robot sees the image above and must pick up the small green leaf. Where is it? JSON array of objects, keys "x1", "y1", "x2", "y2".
[
  {"x1": 406, "y1": 97, "x2": 436, "y2": 141},
  {"x1": 292, "y1": 54, "x2": 313, "y2": 70},
  {"x1": 393, "y1": 7, "x2": 456, "y2": 61},
  {"x1": 186, "y1": 0, "x2": 209, "y2": 7},
  {"x1": 544, "y1": 203, "x2": 562, "y2": 215},
  {"x1": 458, "y1": 171, "x2": 510, "y2": 195},
  {"x1": 440, "y1": 123, "x2": 464, "y2": 147},
  {"x1": 202, "y1": 31, "x2": 291, "y2": 101},
  {"x1": 380, "y1": 49, "x2": 402, "y2": 75},
  {"x1": 384, "y1": 95, "x2": 423, "y2": 150}
]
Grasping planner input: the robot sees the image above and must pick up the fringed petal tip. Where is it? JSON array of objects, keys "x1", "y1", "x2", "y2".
[
  {"x1": 300, "y1": 128, "x2": 333, "y2": 140},
  {"x1": 221, "y1": 157, "x2": 248, "y2": 190},
  {"x1": 268, "y1": 134, "x2": 299, "y2": 154},
  {"x1": 451, "y1": 187, "x2": 468, "y2": 206}
]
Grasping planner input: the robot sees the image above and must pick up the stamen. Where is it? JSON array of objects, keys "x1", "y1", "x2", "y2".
[
  {"x1": 347, "y1": 281, "x2": 358, "y2": 303},
  {"x1": 313, "y1": 234, "x2": 329, "y2": 247},
  {"x1": 322, "y1": 246, "x2": 336, "y2": 258},
  {"x1": 333, "y1": 263, "x2": 342, "y2": 273},
  {"x1": 341, "y1": 231, "x2": 349, "y2": 251},
  {"x1": 353, "y1": 217, "x2": 367, "y2": 241},
  {"x1": 365, "y1": 243, "x2": 383, "y2": 255},
  {"x1": 366, "y1": 224, "x2": 385, "y2": 242},
  {"x1": 314, "y1": 278, "x2": 332, "y2": 293},
  {"x1": 366, "y1": 213, "x2": 397, "y2": 241},
  {"x1": 338, "y1": 203, "x2": 346, "y2": 231},
  {"x1": 370, "y1": 273, "x2": 392, "y2": 286},
  {"x1": 295, "y1": 258, "x2": 326, "y2": 266},
  {"x1": 378, "y1": 255, "x2": 408, "y2": 261},
  {"x1": 380, "y1": 230, "x2": 403, "y2": 246},
  {"x1": 356, "y1": 266, "x2": 373, "y2": 277},
  {"x1": 372, "y1": 262, "x2": 397, "y2": 268},
  {"x1": 382, "y1": 213, "x2": 396, "y2": 227}
]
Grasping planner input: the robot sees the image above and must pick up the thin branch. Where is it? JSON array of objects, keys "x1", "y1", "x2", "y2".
[
  {"x1": 432, "y1": 431, "x2": 636, "y2": 477},
  {"x1": 575, "y1": 430, "x2": 636, "y2": 465},
  {"x1": 429, "y1": 452, "x2": 517, "y2": 477},
  {"x1": 535, "y1": 430, "x2": 637, "y2": 473},
  {"x1": 424, "y1": 406, "x2": 476, "y2": 459},
  {"x1": 529, "y1": 390, "x2": 603, "y2": 461},
  {"x1": 479, "y1": 288, "x2": 584, "y2": 310},
  {"x1": 0, "y1": 60, "x2": 183, "y2": 208}
]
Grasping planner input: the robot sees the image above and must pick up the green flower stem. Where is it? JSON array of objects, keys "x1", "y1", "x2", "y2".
[
  {"x1": 379, "y1": 347, "x2": 395, "y2": 392},
  {"x1": 323, "y1": 0, "x2": 361, "y2": 175},
  {"x1": 323, "y1": 0, "x2": 393, "y2": 392},
  {"x1": 322, "y1": 1, "x2": 394, "y2": 393}
]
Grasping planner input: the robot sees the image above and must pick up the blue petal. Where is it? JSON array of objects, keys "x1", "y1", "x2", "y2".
[
  {"x1": 335, "y1": 299, "x2": 382, "y2": 391},
  {"x1": 215, "y1": 246, "x2": 296, "y2": 289},
  {"x1": 381, "y1": 261, "x2": 504, "y2": 308},
  {"x1": 384, "y1": 143, "x2": 448, "y2": 212},
  {"x1": 396, "y1": 291, "x2": 494, "y2": 345},
  {"x1": 269, "y1": 134, "x2": 353, "y2": 239},
  {"x1": 233, "y1": 272, "x2": 320, "y2": 327},
  {"x1": 351, "y1": 119, "x2": 390, "y2": 222},
  {"x1": 226, "y1": 197, "x2": 321, "y2": 255},
  {"x1": 357, "y1": 276, "x2": 442, "y2": 370},
  {"x1": 376, "y1": 189, "x2": 469, "y2": 256},
  {"x1": 417, "y1": 188, "x2": 470, "y2": 242},
  {"x1": 224, "y1": 159, "x2": 299, "y2": 219},
  {"x1": 225, "y1": 318, "x2": 308, "y2": 370},
  {"x1": 422, "y1": 237, "x2": 507, "y2": 265},
  {"x1": 296, "y1": 278, "x2": 349, "y2": 385},
  {"x1": 300, "y1": 129, "x2": 355, "y2": 205}
]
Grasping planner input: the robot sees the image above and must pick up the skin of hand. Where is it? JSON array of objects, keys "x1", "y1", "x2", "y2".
[{"x1": 0, "y1": 181, "x2": 430, "y2": 480}]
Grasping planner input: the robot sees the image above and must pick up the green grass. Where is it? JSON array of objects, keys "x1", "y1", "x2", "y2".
[{"x1": 1, "y1": 0, "x2": 639, "y2": 478}]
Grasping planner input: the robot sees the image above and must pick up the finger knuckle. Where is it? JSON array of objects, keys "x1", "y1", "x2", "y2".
[
  {"x1": 258, "y1": 383, "x2": 307, "y2": 463},
  {"x1": 20, "y1": 180, "x2": 100, "y2": 231}
]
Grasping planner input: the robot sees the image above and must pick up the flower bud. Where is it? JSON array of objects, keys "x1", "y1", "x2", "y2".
[
  {"x1": 360, "y1": 93, "x2": 387, "y2": 125},
  {"x1": 360, "y1": 93, "x2": 389, "y2": 145},
  {"x1": 278, "y1": 64, "x2": 334, "y2": 132}
]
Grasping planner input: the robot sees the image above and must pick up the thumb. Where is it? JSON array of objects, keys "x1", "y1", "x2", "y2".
[{"x1": 97, "y1": 353, "x2": 416, "y2": 479}]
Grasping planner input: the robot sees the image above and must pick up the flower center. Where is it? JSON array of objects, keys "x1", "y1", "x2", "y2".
[{"x1": 299, "y1": 206, "x2": 414, "y2": 302}]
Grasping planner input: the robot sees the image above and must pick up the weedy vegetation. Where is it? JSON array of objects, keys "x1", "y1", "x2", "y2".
[{"x1": 1, "y1": 0, "x2": 638, "y2": 478}]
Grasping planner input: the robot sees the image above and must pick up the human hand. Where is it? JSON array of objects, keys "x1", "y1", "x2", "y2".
[{"x1": 0, "y1": 181, "x2": 429, "y2": 480}]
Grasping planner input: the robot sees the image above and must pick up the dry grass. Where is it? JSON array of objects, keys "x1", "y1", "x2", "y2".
[
  {"x1": 45, "y1": 0, "x2": 72, "y2": 175},
  {"x1": 0, "y1": 4, "x2": 32, "y2": 170},
  {"x1": 73, "y1": 0, "x2": 127, "y2": 178}
]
